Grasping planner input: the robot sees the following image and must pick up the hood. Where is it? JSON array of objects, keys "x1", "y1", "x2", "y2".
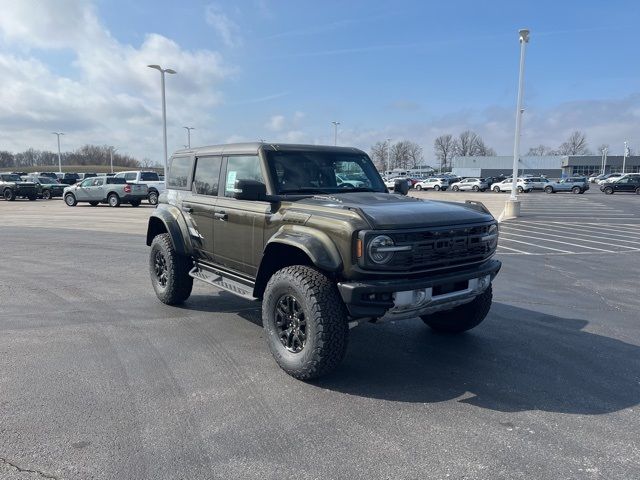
[{"x1": 293, "y1": 192, "x2": 494, "y2": 229}]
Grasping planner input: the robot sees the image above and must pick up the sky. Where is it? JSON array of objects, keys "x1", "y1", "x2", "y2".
[{"x1": 0, "y1": 0, "x2": 639, "y2": 165}]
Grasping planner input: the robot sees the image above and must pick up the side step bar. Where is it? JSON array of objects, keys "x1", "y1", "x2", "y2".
[{"x1": 189, "y1": 264, "x2": 258, "y2": 301}]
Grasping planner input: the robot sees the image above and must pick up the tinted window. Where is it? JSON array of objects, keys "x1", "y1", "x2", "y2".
[
  {"x1": 106, "y1": 177, "x2": 126, "y2": 184},
  {"x1": 224, "y1": 155, "x2": 264, "y2": 197},
  {"x1": 193, "y1": 156, "x2": 222, "y2": 196},
  {"x1": 168, "y1": 156, "x2": 192, "y2": 189},
  {"x1": 140, "y1": 172, "x2": 159, "y2": 181},
  {"x1": 124, "y1": 172, "x2": 137, "y2": 181}
]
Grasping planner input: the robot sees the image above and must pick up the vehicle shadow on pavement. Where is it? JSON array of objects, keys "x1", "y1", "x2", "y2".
[
  {"x1": 314, "y1": 302, "x2": 640, "y2": 414},
  {"x1": 180, "y1": 293, "x2": 263, "y2": 326}
]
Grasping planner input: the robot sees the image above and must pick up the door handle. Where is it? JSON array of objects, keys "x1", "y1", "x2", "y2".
[{"x1": 214, "y1": 211, "x2": 228, "y2": 221}]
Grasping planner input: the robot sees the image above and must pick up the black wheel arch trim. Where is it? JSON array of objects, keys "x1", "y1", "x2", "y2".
[
  {"x1": 146, "y1": 204, "x2": 193, "y2": 255},
  {"x1": 265, "y1": 225, "x2": 343, "y2": 273}
]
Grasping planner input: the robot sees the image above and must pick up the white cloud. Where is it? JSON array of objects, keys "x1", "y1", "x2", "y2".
[
  {"x1": 205, "y1": 4, "x2": 242, "y2": 48},
  {"x1": 0, "y1": 0, "x2": 234, "y2": 162},
  {"x1": 265, "y1": 115, "x2": 285, "y2": 131}
]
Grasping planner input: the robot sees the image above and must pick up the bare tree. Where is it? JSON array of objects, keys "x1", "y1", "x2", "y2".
[
  {"x1": 433, "y1": 134, "x2": 456, "y2": 171},
  {"x1": 526, "y1": 145, "x2": 553, "y2": 156},
  {"x1": 558, "y1": 131, "x2": 591, "y2": 155},
  {"x1": 0, "y1": 151, "x2": 14, "y2": 168},
  {"x1": 405, "y1": 141, "x2": 423, "y2": 167},
  {"x1": 370, "y1": 140, "x2": 391, "y2": 171},
  {"x1": 453, "y1": 130, "x2": 496, "y2": 157}
]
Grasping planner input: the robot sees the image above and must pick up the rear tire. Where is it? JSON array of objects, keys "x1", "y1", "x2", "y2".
[
  {"x1": 262, "y1": 265, "x2": 349, "y2": 380},
  {"x1": 149, "y1": 233, "x2": 193, "y2": 305},
  {"x1": 108, "y1": 193, "x2": 120, "y2": 207},
  {"x1": 635, "y1": 187, "x2": 640, "y2": 195},
  {"x1": 434, "y1": 185, "x2": 441, "y2": 191},
  {"x1": 572, "y1": 186, "x2": 581, "y2": 194},
  {"x1": 42, "y1": 190, "x2": 52, "y2": 200},
  {"x1": 452, "y1": 185, "x2": 459, "y2": 192},
  {"x1": 64, "y1": 193, "x2": 77, "y2": 206},
  {"x1": 517, "y1": 186, "x2": 524, "y2": 193},
  {"x1": 415, "y1": 185, "x2": 422, "y2": 191},
  {"x1": 472, "y1": 185, "x2": 480, "y2": 192},
  {"x1": 3, "y1": 188, "x2": 15, "y2": 201},
  {"x1": 544, "y1": 186, "x2": 553, "y2": 194},
  {"x1": 421, "y1": 286, "x2": 493, "y2": 334}
]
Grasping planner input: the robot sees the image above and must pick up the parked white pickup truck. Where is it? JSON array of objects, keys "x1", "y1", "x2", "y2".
[{"x1": 114, "y1": 171, "x2": 165, "y2": 205}]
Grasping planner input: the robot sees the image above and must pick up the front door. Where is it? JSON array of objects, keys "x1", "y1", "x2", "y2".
[
  {"x1": 183, "y1": 155, "x2": 222, "y2": 262},
  {"x1": 75, "y1": 178, "x2": 94, "y2": 200},
  {"x1": 613, "y1": 177, "x2": 635, "y2": 192},
  {"x1": 88, "y1": 177, "x2": 105, "y2": 200},
  {"x1": 213, "y1": 155, "x2": 270, "y2": 276}
]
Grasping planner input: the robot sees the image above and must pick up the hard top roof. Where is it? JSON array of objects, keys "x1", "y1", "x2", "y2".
[{"x1": 172, "y1": 142, "x2": 366, "y2": 157}]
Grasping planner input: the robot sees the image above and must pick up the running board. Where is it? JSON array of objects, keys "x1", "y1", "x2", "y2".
[{"x1": 189, "y1": 265, "x2": 258, "y2": 301}]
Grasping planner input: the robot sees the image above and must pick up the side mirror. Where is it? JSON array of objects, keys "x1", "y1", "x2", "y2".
[
  {"x1": 233, "y1": 179, "x2": 267, "y2": 201},
  {"x1": 394, "y1": 178, "x2": 410, "y2": 195}
]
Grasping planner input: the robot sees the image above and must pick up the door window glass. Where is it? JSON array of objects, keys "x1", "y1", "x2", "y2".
[
  {"x1": 93, "y1": 178, "x2": 104, "y2": 186},
  {"x1": 168, "y1": 156, "x2": 192, "y2": 189},
  {"x1": 80, "y1": 179, "x2": 93, "y2": 187},
  {"x1": 224, "y1": 155, "x2": 264, "y2": 197},
  {"x1": 193, "y1": 156, "x2": 222, "y2": 196},
  {"x1": 124, "y1": 173, "x2": 137, "y2": 181}
]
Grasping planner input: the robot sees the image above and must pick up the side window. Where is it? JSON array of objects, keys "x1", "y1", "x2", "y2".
[
  {"x1": 124, "y1": 173, "x2": 137, "y2": 181},
  {"x1": 80, "y1": 179, "x2": 93, "y2": 187},
  {"x1": 193, "y1": 156, "x2": 222, "y2": 196},
  {"x1": 168, "y1": 156, "x2": 192, "y2": 189},
  {"x1": 224, "y1": 155, "x2": 264, "y2": 197},
  {"x1": 93, "y1": 178, "x2": 104, "y2": 186}
]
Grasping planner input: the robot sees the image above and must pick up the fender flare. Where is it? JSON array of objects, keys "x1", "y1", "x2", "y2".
[
  {"x1": 146, "y1": 205, "x2": 192, "y2": 255},
  {"x1": 265, "y1": 225, "x2": 343, "y2": 272}
]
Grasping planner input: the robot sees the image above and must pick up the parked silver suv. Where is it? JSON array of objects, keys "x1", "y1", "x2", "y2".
[{"x1": 63, "y1": 176, "x2": 149, "y2": 207}]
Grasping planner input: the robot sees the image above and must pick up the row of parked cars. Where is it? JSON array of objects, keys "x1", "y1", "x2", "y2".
[{"x1": 0, "y1": 170, "x2": 166, "y2": 205}]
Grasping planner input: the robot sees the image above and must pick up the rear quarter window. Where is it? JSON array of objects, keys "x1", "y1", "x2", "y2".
[{"x1": 168, "y1": 156, "x2": 193, "y2": 189}]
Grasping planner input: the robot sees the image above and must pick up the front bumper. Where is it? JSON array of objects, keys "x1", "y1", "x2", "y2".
[{"x1": 337, "y1": 259, "x2": 501, "y2": 320}]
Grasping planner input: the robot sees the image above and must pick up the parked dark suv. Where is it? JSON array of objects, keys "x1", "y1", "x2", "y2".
[
  {"x1": 600, "y1": 175, "x2": 640, "y2": 194},
  {"x1": 0, "y1": 173, "x2": 38, "y2": 201},
  {"x1": 146, "y1": 143, "x2": 501, "y2": 379}
]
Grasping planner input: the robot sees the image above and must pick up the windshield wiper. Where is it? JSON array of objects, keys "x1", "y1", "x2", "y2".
[
  {"x1": 279, "y1": 188, "x2": 333, "y2": 195},
  {"x1": 336, "y1": 187, "x2": 377, "y2": 192}
]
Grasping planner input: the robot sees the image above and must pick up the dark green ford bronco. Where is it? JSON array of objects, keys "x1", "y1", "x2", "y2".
[{"x1": 146, "y1": 143, "x2": 500, "y2": 379}]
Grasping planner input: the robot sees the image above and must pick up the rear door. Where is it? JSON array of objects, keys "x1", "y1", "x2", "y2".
[
  {"x1": 213, "y1": 154, "x2": 270, "y2": 276},
  {"x1": 184, "y1": 155, "x2": 222, "y2": 261}
]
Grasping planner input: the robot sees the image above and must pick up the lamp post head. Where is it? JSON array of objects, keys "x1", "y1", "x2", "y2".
[
  {"x1": 519, "y1": 29, "x2": 530, "y2": 43},
  {"x1": 165, "y1": 69, "x2": 177, "y2": 74},
  {"x1": 147, "y1": 64, "x2": 161, "y2": 71}
]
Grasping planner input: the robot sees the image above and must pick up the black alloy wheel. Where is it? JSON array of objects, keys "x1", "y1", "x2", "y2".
[
  {"x1": 153, "y1": 250, "x2": 168, "y2": 288},
  {"x1": 42, "y1": 190, "x2": 51, "y2": 200},
  {"x1": 274, "y1": 294, "x2": 307, "y2": 353}
]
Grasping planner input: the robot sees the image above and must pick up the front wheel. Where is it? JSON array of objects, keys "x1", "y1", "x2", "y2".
[
  {"x1": 421, "y1": 285, "x2": 493, "y2": 334},
  {"x1": 148, "y1": 190, "x2": 159, "y2": 205},
  {"x1": 452, "y1": 185, "x2": 459, "y2": 192},
  {"x1": 262, "y1": 265, "x2": 349, "y2": 380},
  {"x1": 415, "y1": 185, "x2": 422, "y2": 191},
  {"x1": 42, "y1": 190, "x2": 52, "y2": 200},
  {"x1": 571, "y1": 186, "x2": 581, "y2": 194},
  {"x1": 3, "y1": 189, "x2": 15, "y2": 201},
  {"x1": 472, "y1": 185, "x2": 480, "y2": 192},
  {"x1": 493, "y1": 186, "x2": 501, "y2": 193},
  {"x1": 544, "y1": 186, "x2": 553, "y2": 194},
  {"x1": 64, "y1": 193, "x2": 77, "y2": 206},
  {"x1": 149, "y1": 233, "x2": 193, "y2": 305},
  {"x1": 434, "y1": 185, "x2": 441, "y2": 191},
  {"x1": 604, "y1": 186, "x2": 614, "y2": 195},
  {"x1": 517, "y1": 186, "x2": 524, "y2": 193},
  {"x1": 635, "y1": 187, "x2": 640, "y2": 195}
]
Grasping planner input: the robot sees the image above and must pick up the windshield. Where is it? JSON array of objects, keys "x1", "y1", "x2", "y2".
[
  {"x1": 265, "y1": 150, "x2": 385, "y2": 194},
  {"x1": 1, "y1": 174, "x2": 21, "y2": 181},
  {"x1": 140, "y1": 172, "x2": 160, "y2": 181},
  {"x1": 38, "y1": 177, "x2": 56, "y2": 183}
]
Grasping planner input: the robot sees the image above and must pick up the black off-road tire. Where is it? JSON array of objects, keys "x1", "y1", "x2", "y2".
[
  {"x1": 4, "y1": 188, "x2": 15, "y2": 201},
  {"x1": 421, "y1": 285, "x2": 493, "y2": 334},
  {"x1": 149, "y1": 233, "x2": 193, "y2": 305},
  {"x1": 148, "y1": 190, "x2": 159, "y2": 205},
  {"x1": 108, "y1": 193, "x2": 120, "y2": 207},
  {"x1": 262, "y1": 266, "x2": 349, "y2": 380},
  {"x1": 64, "y1": 193, "x2": 77, "y2": 206}
]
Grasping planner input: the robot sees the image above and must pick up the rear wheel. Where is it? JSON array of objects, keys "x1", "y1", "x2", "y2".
[
  {"x1": 604, "y1": 186, "x2": 614, "y2": 195},
  {"x1": 571, "y1": 186, "x2": 581, "y2": 194},
  {"x1": 64, "y1": 193, "x2": 77, "y2": 206},
  {"x1": 3, "y1": 188, "x2": 15, "y2": 201},
  {"x1": 421, "y1": 286, "x2": 493, "y2": 334},
  {"x1": 42, "y1": 190, "x2": 52, "y2": 200},
  {"x1": 517, "y1": 186, "x2": 524, "y2": 193},
  {"x1": 108, "y1": 193, "x2": 120, "y2": 207},
  {"x1": 452, "y1": 185, "x2": 460, "y2": 192},
  {"x1": 434, "y1": 185, "x2": 441, "y2": 191},
  {"x1": 148, "y1": 190, "x2": 159, "y2": 205},
  {"x1": 472, "y1": 185, "x2": 480, "y2": 192},
  {"x1": 262, "y1": 265, "x2": 349, "y2": 380},
  {"x1": 149, "y1": 233, "x2": 193, "y2": 305},
  {"x1": 415, "y1": 185, "x2": 422, "y2": 191},
  {"x1": 636, "y1": 187, "x2": 640, "y2": 195},
  {"x1": 544, "y1": 186, "x2": 553, "y2": 194}
]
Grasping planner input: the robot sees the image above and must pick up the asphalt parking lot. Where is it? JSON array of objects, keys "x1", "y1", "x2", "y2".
[{"x1": 1, "y1": 194, "x2": 639, "y2": 479}]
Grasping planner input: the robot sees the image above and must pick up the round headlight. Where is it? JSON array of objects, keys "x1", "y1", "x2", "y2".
[
  {"x1": 367, "y1": 235, "x2": 395, "y2": 264},
  {"x1": 487, "y1": 224, "x2": 498, "y2": 249}
]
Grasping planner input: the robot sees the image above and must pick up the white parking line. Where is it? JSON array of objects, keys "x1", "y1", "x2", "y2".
[
  {"x1": 507, "y1": 222, "x2": 640, "y2": 245},
  {"x1": 499, "y1": 231, "x2": 616, "y2": 252},
  {"x1": 499, "y1": 225, "x2": 640, "y2": 250},
  {"x1": 496, "y1": 244, "x2": 531, "y2": 254},
  {"x1": 579, "y1": 223, "x2": 640, "y2": 233},
  {"x1": 535, "y1": 222, "x2": 640, "y2": 237},
  {"x1": 498, "y1": 236, "x2": 572, "y2": 253}
]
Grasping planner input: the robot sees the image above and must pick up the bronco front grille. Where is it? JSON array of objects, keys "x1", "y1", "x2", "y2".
[{"x1": 361, "y1": 223, "x2": 496, "y2": 272}]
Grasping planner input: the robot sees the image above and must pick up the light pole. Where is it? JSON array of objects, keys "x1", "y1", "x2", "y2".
[
  {"x1": 183, "y1": 126, "x2": 194, "y2": 149},
  {"x1": 623, "y1": 141, "x2": 629, "y2": 173},
  {"x1": 109, "y1": 146, "x2": 118, "y2": 174},
  {"x1": 601, "y1": 146, "x2": 608, "y2": 174},
  {"x1": 506, "y1": 28, "x2": 530, "y2": 218},
  {"x1": 52, "y1": 132, "x2": 64, "y2": 173},
  {"x1": 148, "y1": 64, "x2": 177, "y2": 178},
  {"x1": 332, "y1": 121, "x2": 340, "y2": 146},
  {"x1": 387, "y1": 138, "x2": 392, "y2": 171}
]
